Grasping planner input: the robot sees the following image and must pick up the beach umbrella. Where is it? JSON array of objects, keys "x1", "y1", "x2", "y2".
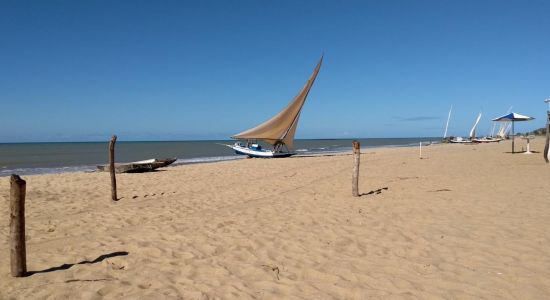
[{"x1": 492, "y1": 112, "x2": 535, "y2": 153}]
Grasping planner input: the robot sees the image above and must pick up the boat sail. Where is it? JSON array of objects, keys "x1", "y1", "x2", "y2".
[
  {"x1": 469, "y1": 112, "x2": 482, "y2": 139},
  {"x1": 443, "y1": 105, "x2": 452, "y2": 139},
  {"x1": 229, "y1": 56, "x2": 323, "y2": 158},
  {"x1": 450, "y1": 112, "x2": 482, "y2": 144},
  {"x1": 496, "y1": 122, "x2": 511, "y2": 138}
]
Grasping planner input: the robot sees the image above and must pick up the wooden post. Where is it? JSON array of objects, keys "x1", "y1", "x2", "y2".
[
  {"x1": 352, "y1": 141, "x2": 360, "y2": 197},
  {"x1": 10, "y1": 174, "x2": 27, "y2": 277},
  {"x1": 419, "y1": 142, "x2": 422, "y2": 159},
  {"x1": 512, "y1": 121, "x2": 515, "y2": 154},
  {"x1": 109, "y1": 135, "x2": 118, "y2": 201},
  {"x1": 544, "y1": 111, "x2": 550, "y2": 163}
]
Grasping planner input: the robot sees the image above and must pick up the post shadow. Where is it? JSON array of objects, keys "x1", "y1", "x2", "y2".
[
  {"x1": 360, "y1": 187, "x2": 389, "y2": 197},
  {"x1": 26, "y1": 251, "x2": 129, "y2": 276}
]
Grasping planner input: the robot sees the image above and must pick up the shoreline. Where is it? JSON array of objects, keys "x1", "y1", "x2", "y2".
[{"x1": 0, "y1": 139, "x2": 441, "y2": 177}]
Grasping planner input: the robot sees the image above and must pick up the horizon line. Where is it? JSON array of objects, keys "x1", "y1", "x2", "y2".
[{"x1": 0, "y1": 137, "x2": 444, "y2": 144}]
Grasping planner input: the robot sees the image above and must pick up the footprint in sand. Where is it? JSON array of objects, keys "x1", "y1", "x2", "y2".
[
  {"x1": 261, "y1": 265, "x2": 280, "y2": 280},
  {"x1": 137, "y1": 283, "x2": 152, "y2": 289}
]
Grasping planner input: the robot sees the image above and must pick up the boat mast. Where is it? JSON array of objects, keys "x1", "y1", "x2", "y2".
[
  {"x1": 443, "y1": 105, "x2": 452, "y2": 139},
  {"x1": 469, "y1": 112, "x2": 482, "y2": 140}
]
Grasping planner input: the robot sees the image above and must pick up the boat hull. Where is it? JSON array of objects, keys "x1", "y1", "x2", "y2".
[
  {"x1": 97, "y1": 158, "x2": 177, "y2": 173},
  {"x1": 472, "y1": 138, "x2": 503, "y2": 143},
  {"x1": 231, "y1": 145, "x2": 294, "y2": 158}
]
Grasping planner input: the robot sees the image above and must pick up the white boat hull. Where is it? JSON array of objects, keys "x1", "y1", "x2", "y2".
[
  {"x1": 231, "y1": 145, "x2": 295, "y2": 158},
  {"x1": 449, "y1": 137, "x2": 474, "y2": 144},
  {"x1": 472, "y1": 138, "x2": 503, "y2": 143}
]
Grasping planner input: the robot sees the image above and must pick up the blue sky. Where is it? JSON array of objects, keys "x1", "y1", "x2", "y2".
[{"x1": 1, "y1": 0, "x2": 549, "y2": 142}]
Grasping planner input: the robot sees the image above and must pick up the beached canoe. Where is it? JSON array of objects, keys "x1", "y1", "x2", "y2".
[{"x1": 97, "y1": 158, "x2": 177, "y2": 173}]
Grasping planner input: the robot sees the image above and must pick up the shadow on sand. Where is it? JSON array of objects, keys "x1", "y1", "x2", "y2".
[
  {"x1": 360, "y1": 187, "x2": 388, "y2": 196},
  {"x1": 26, "y1": 251, "x2": 129, "y2": 276},
  {"x1": 504, "y1": 151, "x2": 540, "y2": 154}
]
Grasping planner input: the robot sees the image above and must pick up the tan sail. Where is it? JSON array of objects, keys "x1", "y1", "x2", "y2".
[
  {"x1": 281, "y1": 112, "x2": 301, "y2": 149},
  {"x1": 231, "y1": 56, "x2": 323, "y2": 149}
]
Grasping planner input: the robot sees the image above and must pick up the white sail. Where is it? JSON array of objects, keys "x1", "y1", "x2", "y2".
[
  {"x1": 504, "y1": 122, "x2": 512, "y2": 136},
  {"x1": 232, "y1": 56, "x2": 323, "y2": 149},
  {"x1": 469, "y1": 112, "x2": 482, "y2": 139},
  {"x1": 497, "y1": 122, "x2": 508, "y2": 138},
  {"x1": 443, "y1": 105, "x2": 452, "y2": 138},
  {"x1": 495, "y1": 107, "x2": 513, "y2": 138}
]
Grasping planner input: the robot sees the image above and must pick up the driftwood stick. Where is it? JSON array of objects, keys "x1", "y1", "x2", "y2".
[
  {"x1": 109, "y1": 135, "x2": 118, "y2": 201},
  {"x1": 545, "y1": 111, "x2": 550, "y2": 163},
  {"x1": 10, "y1": 174, "x2": 27, "y2": 277},
  {"x1": 352, "y1": 141, "x2": 360, "y2": 197}
]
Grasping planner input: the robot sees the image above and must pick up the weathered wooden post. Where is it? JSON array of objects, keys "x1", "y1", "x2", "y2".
[
  {"x1": 10, "y1": 174, "x2": 27, "y2": 277},
  {"x1": 419, "y1": 142, "x2": 422, "y2": 159},
  {"x1": 512, "y1": 121, "x2": 515, "y2": 154},
  {"x1": 109, "y1": 135, "x2": 118, "y2": 201},
  {"x1": 352, "y1": 141, "x2": 360, "y2": 197},
  {"x1": 544, "y1": 111, "x2": 550, "y2": 163}
]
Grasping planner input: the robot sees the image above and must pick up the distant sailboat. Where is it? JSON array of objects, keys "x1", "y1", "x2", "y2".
[
  {"x1": 473, "y1": 118, "x2": 504, "y2": 143},
  {"x1": 229, "y1": 56, "x2": 323, "y2": 158},
  {"x1": 450, "y1": 112, "x2": 482, "y2": 144},
  {"x1": 497, "y1": 122, "x2": 512, "y2": 139},
  {"x1": 474, "y1": 107, "x2": 514, "y2": 143},
  {"x1": 496, "y1": 106, "x2": 514, "y2": 139},
  {"x1": 469, "y1": 112, "x2": 482, "y2": 140},
  {"x1": 443, "y1": 105, "x2": 452, "y2": 139}
]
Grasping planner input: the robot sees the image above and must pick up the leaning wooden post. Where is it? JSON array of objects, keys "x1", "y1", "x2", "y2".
[
  {"x1": 352, "y1": 141, "x2": 360, "y2": 197},
  {"x1": 544, "y1": 111, "x2": 550, "y2": 163},
  {"x1": 10, "y1": 174, "x2": 27, "y2": 277},
  {"x1": 109, "y1": 135, "x2": 118, "y2": 201}
]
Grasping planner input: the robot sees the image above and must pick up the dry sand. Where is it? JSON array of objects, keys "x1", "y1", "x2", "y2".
[{"x1": 1, "y1": 139, "x2": 550, "y2": 299}]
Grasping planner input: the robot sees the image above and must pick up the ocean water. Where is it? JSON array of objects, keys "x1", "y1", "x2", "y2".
[{"x1": 0, "y1": 138, "x2": 439, "y2": 177}]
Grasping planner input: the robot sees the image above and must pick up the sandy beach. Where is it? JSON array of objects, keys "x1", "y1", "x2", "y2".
[{"x1": 1, "y1": 139, "x2": 549, "y2": 299}]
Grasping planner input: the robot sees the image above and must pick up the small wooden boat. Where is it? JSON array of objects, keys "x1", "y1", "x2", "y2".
[{"x1": 97, "y1": 158, "x2": 177, "y2": 173}]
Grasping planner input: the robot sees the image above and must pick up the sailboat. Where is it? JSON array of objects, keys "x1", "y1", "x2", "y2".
[
  {"x1": 496, "y1": 121, "x2": 511, "y2": 139},
  {"x1": 228, "y1": 56, "x2": 323, "y2": 158},
  {"x1": 442, "y1": 105, "x2": 452, "y2": 142},
  {"x1": 492, "y1": 106, "x2": 513, "y2": 140},
  {"x1": 472, "y1": 120, "x2": 504, "y2": 143},
  {"x1": 442, "y1": 105, "x2": 453, "y2": 143},
  {"x1": 472, "y1": 108, "x2": 514, "y2": 143},
  {"x1": 450, "y1": 112, "x2": 482, "y2": 144}
]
